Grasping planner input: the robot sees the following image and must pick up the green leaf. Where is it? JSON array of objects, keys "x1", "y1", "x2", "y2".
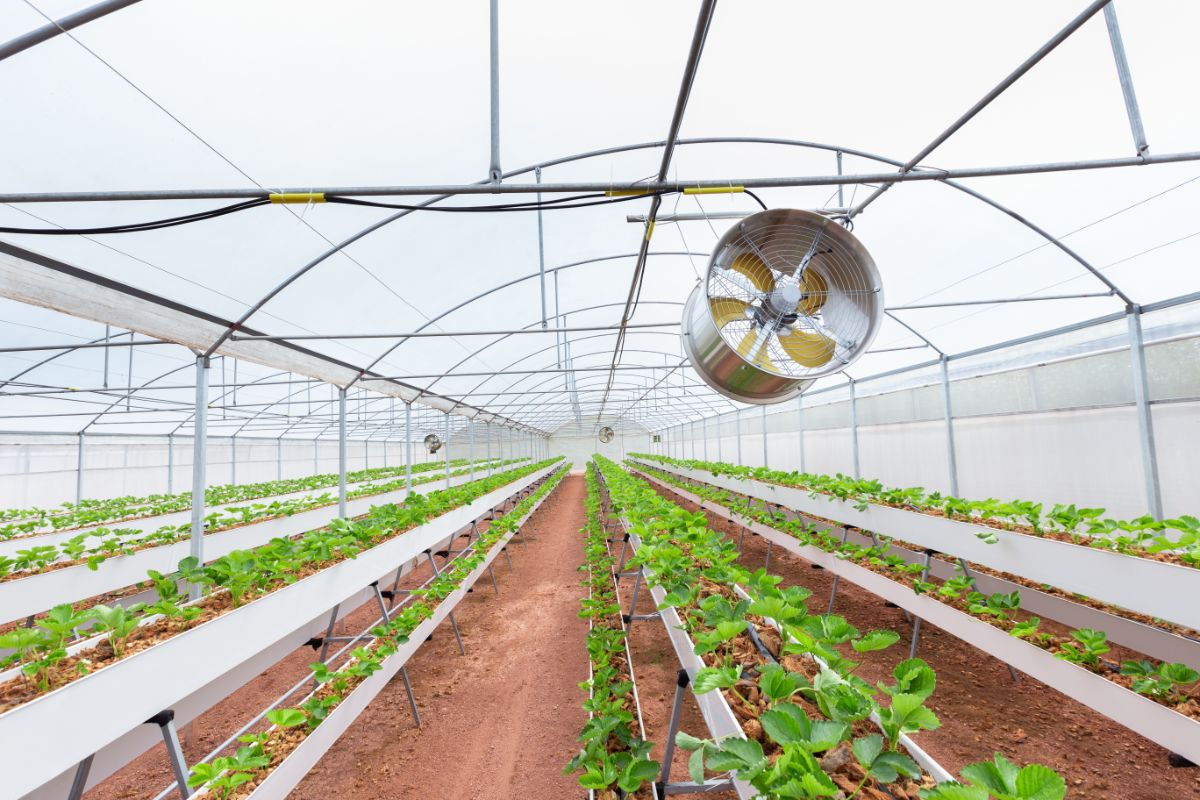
[
  {"x1": 760, "y1": 705, "x2": 807, "y2": 745},
  {"x1": 871, "y1": 751, "x2": 921, "y2": 783},
  {"x1": 265, "y1": 708, "x2": 307, "y2": 729},
  {"x1": 688, "y1": 746, "x2": 707, "y2": 785},
  {"x1": 693, "y1": 665, "x2": 739, "y2": 694},
  {"x1": 758, "y1": 664, "x2": 800, "y2": 702},
  {"x1": 852, "y1": 629, "x2": 901, "y2": 653},
  {"x1": 961, "y1": 752, "x2": 1021, "y2": 796},
  {"x1": 851, "y1": 734, "x2": 884, "y2": 768},
  {"x1": 1013, "y1": 763, "x2": 1067, "y2": 800},
  {"x1": 674, "y1": 731, "x2": 706, "y2": 751},
  {"x1": 919, "y1": 783, "x2": 989, "y2": 800}
]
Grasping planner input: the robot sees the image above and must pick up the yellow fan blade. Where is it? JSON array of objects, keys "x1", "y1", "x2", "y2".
[
  {"x1": 736, "y1": 328, "x2": 774, "y2": 369},
  {"x1": 729, "y1": 251, "x2": 776, "y2": 293},
  {"x1": 797, "y1": 268, "x2": 829, "y2": 315},
  {"x1": 778, "y1": 329, "x2": 836, "y2": 368},
  {"x1": 709, "y1": 296, "x2": 752, "y2": 328}
]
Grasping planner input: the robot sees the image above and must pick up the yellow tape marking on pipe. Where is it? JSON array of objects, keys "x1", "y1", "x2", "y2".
[
  {"x1": 605, "y1": 189, "x2": 653, "y2": 197},
  {"x1": 269, "y1": 192, "x2": 327, "y2": 204},
  {"x1": 645, "y1": 220, "x2": 655, "y2": 241},
  {"x1": 683, "y1": 185, "x2": 745, "y2": 195}
]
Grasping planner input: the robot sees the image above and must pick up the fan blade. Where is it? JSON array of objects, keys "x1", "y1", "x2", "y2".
[
  {"x1": 736, "y1": 327, "x2": 774, "y2": 369},
  {"x1": 778, "y1": 329, "x2": 836, "y2": 368},
  {"x1": 797, "y1": 268, "x2": 829, "y2": 315},
  {"x1": 709, "y1": 296, "x2": 752, "y2": 328},
  {"x1": 728, "y1": 251, "x2": 777, "y2": 294}
]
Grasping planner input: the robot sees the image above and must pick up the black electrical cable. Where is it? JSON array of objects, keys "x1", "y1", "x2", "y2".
[
  {"x1": 0, "y1": 188, "x2": 672, "y2": 236},
  {"x1": 744, "y1": 189, "x2": 769, "y2": 210},
  {"x1": 0, "y1": 198, "x2": 271, "y2": 236},
  {"x1": 324, "y1": 191, "x2": 670, "y2": 213}
]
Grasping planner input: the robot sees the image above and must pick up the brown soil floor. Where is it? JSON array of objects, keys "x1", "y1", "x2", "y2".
[{"x1": 651, "y1": 482, "x2": 1200, "y2": 800}]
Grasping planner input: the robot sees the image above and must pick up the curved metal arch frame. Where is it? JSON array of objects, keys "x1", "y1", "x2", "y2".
[
  {"x1": 2, "y1": 138, "x2": 1142, "y2": 436},
  {"x1": 209, "y1": 136, "x2": 1132, "y2": 384}
]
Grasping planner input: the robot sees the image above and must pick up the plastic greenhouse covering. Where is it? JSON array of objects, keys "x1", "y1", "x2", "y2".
[{"x1": 4, "y1": 4, "x2": 1200, "y2": 800}]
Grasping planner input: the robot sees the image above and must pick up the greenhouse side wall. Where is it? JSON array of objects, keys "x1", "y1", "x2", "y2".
[
  {"x1": 0, "y1": 435, "x2": 435, "y2": 508},
  {"x1": 658, "y1": 303, "x2": 1200, "y2": 521}
]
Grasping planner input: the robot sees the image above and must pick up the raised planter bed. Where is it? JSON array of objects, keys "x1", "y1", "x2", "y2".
[
  {"x1": 226, "y1": 468, "x2": 563, "y2": 800},
  {"x1": 6, "y1": 462, "x2": 559, "y2": 800},
  {"x1": 629, "y1": 458, "x2": 1200, "y2": 633},
  {"x1": 0, "y1": 466, "x2": 516, "y2": 626},
  {"x1": 632, "y1": 466, "x2": 1200, "y2": 767}
]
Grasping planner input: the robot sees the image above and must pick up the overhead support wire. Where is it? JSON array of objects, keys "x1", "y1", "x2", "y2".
[{"x1": 848, "y1": 0, "x2": 1113, "y2": 220}]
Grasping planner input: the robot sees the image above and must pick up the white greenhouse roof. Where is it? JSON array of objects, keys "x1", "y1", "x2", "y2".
[{"x1": 0, "y1": 0, "x2": 1197, "y2": 438}]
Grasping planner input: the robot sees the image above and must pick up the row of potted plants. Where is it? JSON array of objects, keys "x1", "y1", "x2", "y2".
[
  {"x1": 0, "y1": 459, "x2": 559, "y2": 713},
  {"x1": 0, "y1": 457, "x2": 479, "y2": 538},
  {"x1": 565, "y1": 464, "x2": 660, "y2": 798},
  {"x1": 630, "y1": 460, "x2": 1200, "y2": 725},
  {"x1": 594, "y1": 456, "x2": 1067, "y2": 800},
  {"x1": 184, "y1": 463, "x2": 571, "y2": 799}
]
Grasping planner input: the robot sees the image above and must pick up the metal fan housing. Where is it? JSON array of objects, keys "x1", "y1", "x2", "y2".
[
  {"x1": 598, "y1": 426, "x2": 615, "y2": 444},
  {"x1": 682, "y1": 209, "x2": 883, "y2": 404},
  {"x1": 423, "y1": 433, "x2": 442, "y2": 454}
]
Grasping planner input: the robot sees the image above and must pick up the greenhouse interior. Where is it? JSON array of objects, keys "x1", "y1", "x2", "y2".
[{"x1": 0, "y1": 1, "x2": 1197, "y2": 799}]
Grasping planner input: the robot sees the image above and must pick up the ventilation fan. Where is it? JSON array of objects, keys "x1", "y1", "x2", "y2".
[
  {"x1": 598, "y1": 426, "x2": 615, "y2": 444},
  {"x1": 681, "y1": 209, "x2": 883, "y2": 404},
  {"x1": 423, "y1": 433, "x2": 442, "y2": 454}
]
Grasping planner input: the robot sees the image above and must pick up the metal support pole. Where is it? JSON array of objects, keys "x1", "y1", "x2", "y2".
[
  {"x1": 444, "y1": 413, "x2": 452, "y2": 489},
  {"x1": 469, "y1": 422, "x2": 475, "y2": 481},
  {"x1": 826, "y1": 528, "x2": 851, "y2": 613},
  {"x1": 702, "y1": 416, "x2": 708, "y2": 461},
  {"x1": 1103, "y1": 3, "x2": 1149, "y2": 158},
  {"x1": 936, "y1": 357, "x2": 961, "y2": 496},
  {"x1": 797, "y1": 395, "x2": 805, "y2": 473},
  {"x1": 848, "y1": 379, "x2": 860, "y2": 478},
  {"x1": 147, "y1": 710, "x2": 192, "y2": 799},
  {"x1": 405, "y1": 402, "x2": 413, "y2": 496},
  {"x1": 398, "y1": 665, "x2": 421, "y2": 726},
  {"x1": 909, "y1": 550, "x2": 935, "y2": 659},
  {"x1": 735, "y1": 409, "x2": 742, "y2": 465},
  {"x1": 761, "y1": 404, "x2": 769, "y2": 467},
  {"x1": 426, "y1": 551, "x2": 466, "y2": 655},
  {"x1": 167, "y1": 433, "x2": 174, "y2": 494},
  {"x1": 102, "y1": 324, "x2": 110, "y2": 388},
  {"x1": 276, "y1": 437, "x2": 282, "y2": 480},
  {"x1": 337, "y1": 387, "x2": 347, "y2": 518},
  {"x1": 188, "y1": 356, "x2": 208, "y2": 600},
  {"x1": 487, "y1": 421, "x2": 493, "y2": 475},
  {"x1": 657, "y1": 669, "x2": 690, "y2": 789},
  {"x1": 230, "y1": 435, "x2": 236, "y2": 487},
  {"x1": 487, "y1": 0, "x2": 501, "y2": 182},
  {"x1": 1127, "y1": 309, "x2": 1163, "y2": 518},
  {"x1": 717, "y1": 414, "x2": 723, "y2": 462},
  {"x1": 67, "y1": 754, "x2": 94, "y2": 800},
  {"x1": 75, "y1": 431, "x2": 85, "y2": 504}
]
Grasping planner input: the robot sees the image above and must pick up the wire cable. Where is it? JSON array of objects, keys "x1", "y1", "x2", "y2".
[{"x1": 0, "y1": 198, "x2": 270, "y2": 235}]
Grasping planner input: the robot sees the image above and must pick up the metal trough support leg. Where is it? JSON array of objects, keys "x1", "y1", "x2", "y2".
[
  {"x1": 826, "y1": 528, "x2": 852, "y2": 614},
  {"x1": 399, "y1": 666, "x2": 421, "y2": 727},
  {"x1": 764, "y1": 540, "x2": 773, "y2": 572},
  {"x1": 956, "y1": 558, "x2": 1021, "y2": 682},
  {"x1": 625, "y1": 567, "x2": 643, "y2": 626},
  {"x1": 146, "y1": 710, "x2": 191, "y2": 799},
  {"x1": 657, "y1": 669, "x2": 690, "y2": 791},
  {"x1": 425, "y1": 551, "x2": 466, "y2": 655},
  {"x1": 315, "y1": 603, "x2": 341, "y2": 674},
  {"x1": 615, "y1": 534, "x2": 631, "y2": 573},
  {"x1": 67, "y1": 754, "x2": 94, "y2": 800},
  {"x1": 488, "y1": 564, "x2": 500, "y2": 594},
  {"x1": 909, "y1": 550, "x2": 935, "y2": 659}
]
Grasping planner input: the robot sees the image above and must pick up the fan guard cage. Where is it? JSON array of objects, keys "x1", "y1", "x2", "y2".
[
  {"x1": 683, "y1": 209, "x2": 883, "y2": 404},
  {"x1": 598, "y1": 426, "x2": 615, "y2": 443}
]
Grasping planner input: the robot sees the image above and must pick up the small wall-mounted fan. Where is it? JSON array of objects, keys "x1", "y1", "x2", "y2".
[
  {"x1": 598, "y1": 426, "x2": 615, "y2": 444},
  {"x1": 423, "y1": 433, "x2": 442, "y2": 454},
  {"x1": 681, "y1": 208, "x2": 883, "y2": 404}
]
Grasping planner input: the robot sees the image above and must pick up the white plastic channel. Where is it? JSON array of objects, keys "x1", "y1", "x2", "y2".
[
  {"x1": 637, "y1": 464, "x2": 1200, "y2": 668},
  {"x1": 629, "y1": 458, "x2": 1200, "y2": 633},
  {"x1": 633, "y1": 467, "x2": 1200, "y2": 767},
  {"x1": 0, "y1": 459, "x2": 521, "y2": 558},
  {"x1": 6, "y1": 461, "x2": 559, "y2": 800},
  {"x1": 228, "y1": 469, "x2": 565, "y2": 800},
  {"x1": 0, "y1": 462, "x2": 529, "y2": 626}
]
